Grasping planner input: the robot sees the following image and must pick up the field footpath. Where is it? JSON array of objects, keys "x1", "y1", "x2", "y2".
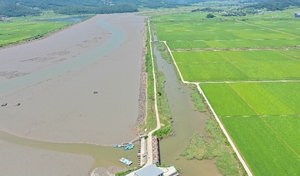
[
  {"x1": 236, "y1": 20, "x2": 300, "y2": 39},
  {"x1": 145, "y1": 18, "x2": 161, "y2": 166},
  {"x1": 197, "y1": 79, "x2": 300, "y2": 84},
  {"x1": 162, "y1": 40, "x2": 254, "y2": 176},
  {"x1": 173, "y1": 45, "x2": 300, "y2": 52}
]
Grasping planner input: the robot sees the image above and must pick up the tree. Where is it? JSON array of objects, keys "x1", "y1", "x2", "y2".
[{"x1": 206, "y1": 13, "x2": 215, "y2": 18}]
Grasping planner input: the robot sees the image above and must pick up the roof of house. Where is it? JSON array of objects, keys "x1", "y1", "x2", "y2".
[{"x1": 135, "y1": 164, "x2": 163, "y2": 176}]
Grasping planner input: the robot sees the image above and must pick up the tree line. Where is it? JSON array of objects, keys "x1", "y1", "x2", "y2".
[
  {"x1": 54, "y1": 4, "x2": 138, "y2": 15},
  {"x1": 245, "y1": 0, "x2": 300, "y2": 11},
  {"x1": 0, "y1": 4, "x2": 41, "y2": 17},
  {"x1": 0, "y1": 0, "x2": 193, "y2": 17}
]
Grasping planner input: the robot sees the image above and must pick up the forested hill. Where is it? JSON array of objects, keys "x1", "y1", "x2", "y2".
[
  {"x1": 0, "y1": 0, "x2": 192, "y2": 17},
  {"x1": 245, "y1": 0, "x2": 300, "y2": 11}
]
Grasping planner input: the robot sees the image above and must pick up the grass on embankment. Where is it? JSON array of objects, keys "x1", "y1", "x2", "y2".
[
  {"x1": 155, "y1": 42, "x2": 172, "y2": 64},
  {"x1": 152, "y1": 71, "x2": 173, "y2": 139},
  {"x1": 143, "y1": 24, "x2": 173, "y2": 139},
  {"x1": 140, "y1": 22, "x2": 173, "y2": 138},
  {"x1": 190, "y1": 85, "x2": 205, "y2": 112},
  {"x1": 140, "y1": 23, "x2": 157, "y2": 133}
]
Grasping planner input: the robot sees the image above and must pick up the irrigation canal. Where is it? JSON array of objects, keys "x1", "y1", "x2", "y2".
[{"x1": 152, "y1": 31, "x2": 221, "y2": 175}]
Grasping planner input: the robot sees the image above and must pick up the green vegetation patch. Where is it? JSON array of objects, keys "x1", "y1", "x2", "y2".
[
  {"x1": 190, "y1": 90, "x2": 205, "y2": 112},
  {"x1": 181, "y1": 118, "x2": 241, "y2": 176},
  {"x1": 153, "y1": 71, "x2": 173, "y2": 139},
  {"x1": 153, "y1": 125, "x2": 172, "y2": 139},
  {"x1": 155, "y1": 42, "x2": 172, "y2": 63},
  {"x1": 0, "y1": 21, "x2": 70, "y2": 47},
  {"x1": 222, "y1": 117, "x2": 300, "y2": 176}
]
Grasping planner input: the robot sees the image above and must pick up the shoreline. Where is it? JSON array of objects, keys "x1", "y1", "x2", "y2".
[{"x1": 135, "y1": 21, "x2": 148, "y2": 133}]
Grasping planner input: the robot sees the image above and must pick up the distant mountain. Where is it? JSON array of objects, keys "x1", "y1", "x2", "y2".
[
  {"x1": 0, "y1": 0, "x2": 187, "y2": 10},
  {"x1": 0, "y1": 0, "x2": 195, "y2": 16},
  {"x1": 245, "y1": 0, "x2": 300, "y2": 11},
  {"x1": 6, "y1": 0, "x2": 293, "y2": 17},
  {"x1": 0, "y1": 3, "x2": 41, "y2": 17}
]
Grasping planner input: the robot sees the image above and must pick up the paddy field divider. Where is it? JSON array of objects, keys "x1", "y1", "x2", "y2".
[{"x1": 162, "y1": 40, "x2": 253, "y2": 176}]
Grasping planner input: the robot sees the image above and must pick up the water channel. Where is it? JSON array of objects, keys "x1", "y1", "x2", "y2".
[
  {"x1": 152, "y1": 32, "x2": 221, "y2": 175},
  {"x1": 34, "y1": 15, "x2": 93, "y2": 23}
]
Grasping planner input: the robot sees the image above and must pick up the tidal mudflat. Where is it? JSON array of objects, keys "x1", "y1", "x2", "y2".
[{"x1": 0, "y1": 13, "x2": 146, "y2": 175}]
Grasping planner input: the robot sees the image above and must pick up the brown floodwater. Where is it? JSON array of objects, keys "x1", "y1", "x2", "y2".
[
  {"x1": 0, "y1": 129, "x2": 139, "y2": 170},
  {"x1": 0, "y1": 14, "x2": 145, "y2": 174},
  {"x1": 154, "y1": 41, "x2": 222, "y2": 175}
]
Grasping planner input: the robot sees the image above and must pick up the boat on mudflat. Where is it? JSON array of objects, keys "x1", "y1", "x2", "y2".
[{"x1": 119, "y1": 157, "x2": 132, "y2": 166}]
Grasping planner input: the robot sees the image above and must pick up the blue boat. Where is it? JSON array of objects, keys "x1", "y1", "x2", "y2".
[
  {"x1": 119, "y1": 157, "x2": 132, "y2": 166},
  {"x1": 124, "y1": 143, "x2": 134, "y2": 150}
]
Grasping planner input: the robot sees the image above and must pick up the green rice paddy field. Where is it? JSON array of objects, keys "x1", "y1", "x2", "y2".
[
  {"x1": 173, "y1": 49, "x2": 300, "y2": 81},
  {"x1": 154, "y1": 13, "x2": 300, "y2": 49},
  {"x1": 201, "y1": 82, "x2": 300, "y2": 176},
  {"x1": 153, "y1": 9, "x2": 300, "y2": 176},
  {"x1": 0, "y1": 21, "x2": 70, "y2": 46}
]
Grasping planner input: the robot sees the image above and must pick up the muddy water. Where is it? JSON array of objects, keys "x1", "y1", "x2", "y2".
[
  {"x1": 0, "y1": 17, "x2": 125, "y2": 95},
  {"x1": 153, "y1": 44, "x2": 221, "y2": 175},
  {"x1": 0, "y1": 129, "x2": 139, "y2": 170},
  {"x1": 0, "y1": 15, "x2": 140, "y2": 171}
]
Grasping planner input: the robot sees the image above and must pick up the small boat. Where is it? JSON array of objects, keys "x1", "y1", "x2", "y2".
[
  {"x1": 113, "y1": 144, "x2": 123, "y2": 148},
  {"x1": 119, "y1": 157, "x2": 132, "y2": 166},
  {"x1": 124, "y1": 143, "x2": 134, "y2": 150}
]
